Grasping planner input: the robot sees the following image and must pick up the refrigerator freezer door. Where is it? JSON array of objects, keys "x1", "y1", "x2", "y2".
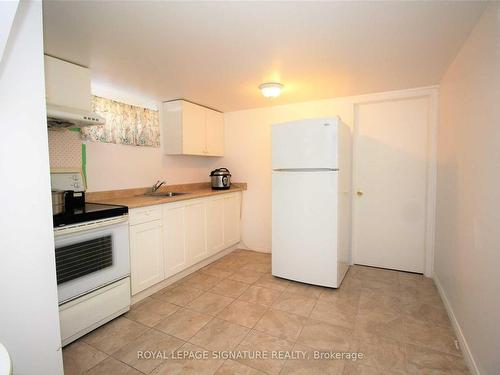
[
  {"x1": 272, "y1": 170, "x2": 339, "y2": 287},
  {"x1": 272, "y1": 118, "x2": 338, "y2": 170}
]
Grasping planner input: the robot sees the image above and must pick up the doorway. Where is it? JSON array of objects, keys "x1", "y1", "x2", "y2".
[{"x1": 352, "y1": 95, "x2": 434, "y2": 274}]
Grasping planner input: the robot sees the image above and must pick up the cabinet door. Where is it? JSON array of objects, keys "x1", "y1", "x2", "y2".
[
  {"x1": 130, "y1": 220, "x2": 164, "y2": 295},
  {"x1": 206, "y1": 197, "x2": 225, "y2": 255},
  {"x1": 44, "y1": 55, "x2": 92, "y2": 111},
  {"x1": 182, "y1": 101, "x2": 206, "y2": 155},
  {"x1": 185, "y1": 201, "x2": 207, "y2": 265},
  {"x1": 163, "y1": 204, "x2": 187, "y2": 277},
  {"x1": 224, "y1": 193, "x2": 241, "y2": 247},
  {"x1": 206, "y1": 110, "x2": 224, "y2": 156}
]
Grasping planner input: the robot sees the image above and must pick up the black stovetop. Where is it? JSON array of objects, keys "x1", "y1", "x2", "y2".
[{"x1": 53, "y1": 203, "x2": 128, "y2": 228}]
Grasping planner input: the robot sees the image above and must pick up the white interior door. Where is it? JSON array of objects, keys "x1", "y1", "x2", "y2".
[{"x1": 353, "y1": 97, "x2": 429, "y2": 273}]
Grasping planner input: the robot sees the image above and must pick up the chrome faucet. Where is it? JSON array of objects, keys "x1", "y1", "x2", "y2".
[{"x1": 152, "y1": 180, "x2": 166, "y2": 193}]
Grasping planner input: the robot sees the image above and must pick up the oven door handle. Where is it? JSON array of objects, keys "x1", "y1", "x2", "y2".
[{"x1": 54, "y1": 215, "x2": 129, "y2": 237}]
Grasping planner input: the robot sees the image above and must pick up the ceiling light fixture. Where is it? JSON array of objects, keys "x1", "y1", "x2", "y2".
[{"x1": 259, "y1": 82, "x2": 283, "y2": 98}]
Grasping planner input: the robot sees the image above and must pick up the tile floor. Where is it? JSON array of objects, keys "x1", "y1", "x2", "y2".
[{"x1": 63, "y1": 249, "x2": 469, "y2": 375}]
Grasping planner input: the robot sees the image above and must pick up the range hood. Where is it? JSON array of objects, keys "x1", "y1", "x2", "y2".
[
  {"x1": 47, "y1": 104, "x2": 105, "y2": 129},
  {"x1": 44, "y1": 55, "x2": 106, "y2": 129}
]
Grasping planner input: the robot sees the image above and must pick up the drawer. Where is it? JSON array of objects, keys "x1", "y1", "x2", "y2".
[
  {"x1": 59, "y1": 277, "x2": 130, "y2": 346},
  {"x1": 129, "y1": 205, "x2": 162, "y2": 225}
]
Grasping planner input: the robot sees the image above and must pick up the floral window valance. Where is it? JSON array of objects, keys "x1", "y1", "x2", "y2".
[{"x1": 81, "y1": 96, "x2": 160, "y2": 147}]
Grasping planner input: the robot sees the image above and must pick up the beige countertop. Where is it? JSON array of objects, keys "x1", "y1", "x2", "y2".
[{"x1": 86, "y1": 182, "x2": 247, "y2": 209}]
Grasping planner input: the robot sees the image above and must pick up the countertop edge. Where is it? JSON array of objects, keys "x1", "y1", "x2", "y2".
[{"x1": 88, "y1": 185, "x2": 246, "y2": 209}]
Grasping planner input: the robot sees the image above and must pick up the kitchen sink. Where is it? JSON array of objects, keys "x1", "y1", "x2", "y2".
[{"x1": 143, "y1": 191, "x2": 187, "y2": 197}]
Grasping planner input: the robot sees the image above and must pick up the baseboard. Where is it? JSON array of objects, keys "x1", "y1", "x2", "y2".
[{"x1": 433, "y1": 275, "x2": 480, "y2": 375}]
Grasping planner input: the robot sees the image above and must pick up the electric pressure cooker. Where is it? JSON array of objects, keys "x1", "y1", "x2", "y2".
[{"x1": 210, "y1": 168, "x2": 231, "y2": 190}]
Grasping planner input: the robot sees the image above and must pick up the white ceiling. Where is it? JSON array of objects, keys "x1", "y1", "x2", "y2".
[{"x1": 43, "y1": 1, "x2": 486, "y2": 112}]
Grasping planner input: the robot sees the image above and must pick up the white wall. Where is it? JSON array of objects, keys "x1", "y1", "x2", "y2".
[
  {"x1": 0, "y1": 2, "x2": 63, "y2": 374},
  {"x1": 435, "y1": 4, "x2": 500, "y2": 375},
  {"x1": 221, "y1": 87, "x2": 437, "y2": 252},
  {"x1": 85, "y1": 142, "x2": 220, "y2": 192}
]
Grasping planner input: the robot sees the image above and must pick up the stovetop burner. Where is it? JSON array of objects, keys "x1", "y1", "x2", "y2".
[{"x1": 53, "y1": 202, "x2": 128, "y2": 228}]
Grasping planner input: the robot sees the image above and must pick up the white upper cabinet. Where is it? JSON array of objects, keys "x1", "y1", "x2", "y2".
[
  {"x1": 44, "y1": 55, "x2": 92, "y2": 111},
  {"x1": 162, "y1": 100, "x2": 224, "y2": 156},
  {"x1": 205, "y1": 110, "x2": 224, "y2": 156}
]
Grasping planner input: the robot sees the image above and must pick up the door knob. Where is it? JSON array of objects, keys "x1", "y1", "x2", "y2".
[{"x1": 356, "y1": 190, "x2": 364, "y2": 196}]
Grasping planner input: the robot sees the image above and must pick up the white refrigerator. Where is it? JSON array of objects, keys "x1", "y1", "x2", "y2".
[{"x1": 272, "y1": 117, "x2": 352, "y2": 288}]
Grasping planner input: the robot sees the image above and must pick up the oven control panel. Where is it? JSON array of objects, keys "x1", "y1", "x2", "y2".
[{"x1": 51, "y1": 169, "x2": 86, "y2": 191}]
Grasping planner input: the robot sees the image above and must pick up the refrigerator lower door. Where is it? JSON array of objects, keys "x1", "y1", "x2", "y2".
[{"x1": 272, "y1": 170, "x2": 341, "y2": 288}]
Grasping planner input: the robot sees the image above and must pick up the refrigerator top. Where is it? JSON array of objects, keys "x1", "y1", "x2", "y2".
[{"x1": 272, "y1": 117, "x2": 341, "y2": 170}]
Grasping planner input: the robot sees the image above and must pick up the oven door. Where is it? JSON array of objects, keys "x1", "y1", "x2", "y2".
[{"x1": 54, "y1": 217, "x2": 130, "y2": 304}]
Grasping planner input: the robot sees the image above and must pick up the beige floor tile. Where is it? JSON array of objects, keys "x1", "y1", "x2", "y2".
[
  {"x1": 153, "y1": 285, "x2": 205, "y2": 306},
  {"x1": 398, "y1": 288, "x2": 420, "y2": 305},
  {"x1": 405, "y1": 343, "x2": 469, "y2": 374},
  {"x1": 217, "y1": 300, "x2": 268, "y2": 328},
  {"x1": 254, "y1": 309, "x2": 306, "y2": 341},
  {"x1": 285, "y1": 282, "x2": 326, "y2": 298},
  {"x1": 350, "y1": 336, "x2": 406, "y2": 373},
  {"x1": 350, "y1": 266, "x2": 399, "y2": 283},
  {"x1": 86, "y1": 357, "x2": 142, "y2": 375},
  {"x1": 154, "y1": 308, "x2": 212, "y2": 340},
  {"x1": 319, "y1": 287, "x2": 361, "y2": 309},
  {"x1": 354, "y1": 311, "x2": 405, "y2": 341},
  {"x1": 64, "y1": 260, "x2": 471, "y2": 375},
  {"x1": 272, "y1": 292, "x2": 317, "y2": 317},
  {"x1": 125, "y1": 297, "x2": 179, "y2": 327},
  {"x1": 213, "y1": 257, "x2": 248, "y2": 270},
  {"x1": 177, "y1": 273, "x2": 224, "y2": 291},
  {"x1": 209, "y1": 278, "x2": 250, "y2": 298},
  {"x1": 253, "y1": 274, "x2": 290, "y2": 291},
  {"x1": 310, "y1": 300, "x2": 358, "y2": 329},
  {"x1": 190, "y1": 318, "x2": 250, "y2": 351},
  {"x1": 151, "y1": 342, "x2": 224, "y2": 375},
  {"x1": 402, "y1": 301, "x2": 451, "y2": 328},
  {"x1": 113, "y1": 328, "x2": 184, "y2": 373},
  {"x1": 361, "y1": 279, "x2": 401, "y2": 295},
  {"x1": 200, "y1": 264, "x2": 234, "y2": 279},
  {"x1": 238, "y1": 285, "x2": 283, "y2": 306},
  {"x1": 343, "y1": 362, "x2": 396, "y2": 375},
  {"x1": 241, "y1": 262, "x2": 271, "y2": 274},
  {"x1": 228, "y1": 269, "x2": 263, "y2": 284},
  {"x1": 62, "y1": 341, "x2": 107, "y2": 375},
  {"x1": 297, "y1": 319, "x2": 353, "y2": 352},
  {"x1": 187, "y1": 292, "x2": 235, "y2": 315},
  {"x1": 236, "y1": 330, "x2": 294, "y2": 375},
  {"x1": 281, "y1": 343, "x2": 345, "y2": 374},
  {"x1": 82, "y1": 317, "x2": 148, "y2": 355},
  {"x1": 215, "y1": 360, "x2": 265, "y2": 374},
  {"x1": 403, "y1": 319, "x2": 461, "y2": 356},
  {"x1": 358, "y1": 289, "x2": 402, "y2": 315}
]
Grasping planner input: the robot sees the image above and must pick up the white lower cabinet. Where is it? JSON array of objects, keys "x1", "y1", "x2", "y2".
[
  {"x1": 163, "y1": 203, "x2": 187, "y2": 278},
  {"x1": 129, "y1": 219, "x2": 164, "y2": 294},
  {"x1": 185, "y1": 200, "x2": 208, "y2": 265},
  {"x1": 206, "y1": 197, "x2": 225, "y2": 255},
  {"x1": 130, "y1": 192, "x2": 242, "y2": 295},
  {"x1": 224, "y1": 193, "x2": 241, "y2": 247}
]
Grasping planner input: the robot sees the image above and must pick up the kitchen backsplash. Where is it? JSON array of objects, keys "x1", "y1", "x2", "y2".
[{"x1": 48, "y1": 129, "x2": 82, "y2": 169}]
